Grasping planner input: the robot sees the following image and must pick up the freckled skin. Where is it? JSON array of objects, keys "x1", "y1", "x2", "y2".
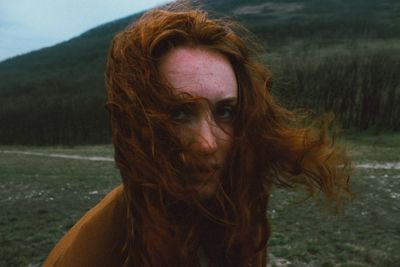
[{"x1": 159, "y1": 47, "x2": 238, "y2": 199}]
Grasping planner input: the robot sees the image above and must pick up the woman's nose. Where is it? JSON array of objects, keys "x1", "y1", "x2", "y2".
[{"x1": 192, "y1": 118, "x2": 218, "y2": 155}]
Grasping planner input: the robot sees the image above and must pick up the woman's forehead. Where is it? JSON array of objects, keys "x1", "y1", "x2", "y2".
[{"x1": 159, "y1": 46, "x2": 238, "y2": 103}]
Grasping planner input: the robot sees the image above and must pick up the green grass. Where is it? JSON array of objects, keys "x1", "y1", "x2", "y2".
[
  {"x1": 268, "y1": 166, "x2": 400, "y2": 267},
  {"x1": 341, "y1": 131, "x2": 400, "y2": 162},
  {"x1": 268, "y1": 133, "x2": 400, "y2": 267},
  {"x1": 1, "y1": 133, "x2": 400, "y2": 266},
  {"x1": 0, "y1": 148, "x2": 119, "y2": 267}
]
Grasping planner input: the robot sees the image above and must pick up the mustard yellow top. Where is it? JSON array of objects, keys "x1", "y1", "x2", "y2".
[
  {"x1": 44, "y1": 185, "x2": 267, "y2": 267},
  {"x1": 44, "y1": 185, "x2": 126, "y2": 267}
]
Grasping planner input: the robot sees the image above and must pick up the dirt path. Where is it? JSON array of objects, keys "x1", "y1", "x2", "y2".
[
  {"x1": 0, "y1": 150, "x2": 113, "y2": 162},
  {"x1": 354, "y1": 162, "x2": 400, "y2": 170}
]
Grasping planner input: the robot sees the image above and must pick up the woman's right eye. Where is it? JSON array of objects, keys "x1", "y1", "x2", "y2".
[{"x1": 170, "y1": 107, "x2": 193, "y2": 122}]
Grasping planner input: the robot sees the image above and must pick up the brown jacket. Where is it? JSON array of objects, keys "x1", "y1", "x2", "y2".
[{"x1": 44, "y1": 185, "x2": 126, "y2": 267}]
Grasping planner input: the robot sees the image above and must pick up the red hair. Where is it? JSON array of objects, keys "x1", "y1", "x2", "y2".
[{"x1": 105, "y1": 5, "x2": 350, "y2": 267}]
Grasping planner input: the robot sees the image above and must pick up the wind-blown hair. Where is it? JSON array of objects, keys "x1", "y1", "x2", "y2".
[{"x1": 105, "y1": 4, "x2": 351, "y2": 267}]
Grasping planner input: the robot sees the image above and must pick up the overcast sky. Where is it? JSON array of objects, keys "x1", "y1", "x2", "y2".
[{"x1": 0, "y1": 0, "x2": 173, "y2": 62}]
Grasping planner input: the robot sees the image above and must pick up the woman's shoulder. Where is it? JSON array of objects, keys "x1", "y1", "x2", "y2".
[{"x1": 43, "y1": 184, "x2": 127, "y2": 267}]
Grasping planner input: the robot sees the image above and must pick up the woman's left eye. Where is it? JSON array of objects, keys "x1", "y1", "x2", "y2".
[{"x1": 215, "y1": 105, "x2": 235, "y2": 121}]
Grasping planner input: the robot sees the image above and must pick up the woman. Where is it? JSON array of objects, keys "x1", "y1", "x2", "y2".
[{"x1": 44, "y1": 5, "x2": 350, "y2": 267}]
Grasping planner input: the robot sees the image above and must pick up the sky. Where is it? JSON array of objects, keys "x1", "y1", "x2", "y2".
[{"x1": 0, "y1": 0, "x2": 173, "y2": 62}]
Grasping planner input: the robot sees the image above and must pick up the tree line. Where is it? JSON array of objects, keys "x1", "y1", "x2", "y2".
[{"x1": 271, "y1": 47, "x2": 400, "y2": 133}]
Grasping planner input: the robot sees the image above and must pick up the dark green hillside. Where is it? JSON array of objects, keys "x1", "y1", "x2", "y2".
[
  {"x1": 1, "y1": 0, "x2": 399, "y2": 145},
  {"x1": 0, "y1": 13, "x2": 143, "y2": 145}
]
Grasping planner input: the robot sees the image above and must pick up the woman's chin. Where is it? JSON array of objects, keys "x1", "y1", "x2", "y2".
[{"x1": 195, "y1": 180, "x2": 219, "y2": 200}]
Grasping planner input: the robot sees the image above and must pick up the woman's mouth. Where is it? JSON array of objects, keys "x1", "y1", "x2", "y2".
[{"x1": 195, "y1": 165, "x2": 219, "y2": 173}]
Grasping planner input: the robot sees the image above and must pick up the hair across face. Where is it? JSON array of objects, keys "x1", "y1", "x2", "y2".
[{"x1": 159, "y1": 46, "x2": 238, "y2": 199}]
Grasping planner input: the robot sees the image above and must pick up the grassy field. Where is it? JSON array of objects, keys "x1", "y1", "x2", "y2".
[{"x1": 1, "y1": 133, "x2": 399, "y2": 266}]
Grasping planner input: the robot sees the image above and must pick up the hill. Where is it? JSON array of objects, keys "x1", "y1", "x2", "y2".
[{"x1": 0, "y1": 0, "x2": 399, "y2": 145}]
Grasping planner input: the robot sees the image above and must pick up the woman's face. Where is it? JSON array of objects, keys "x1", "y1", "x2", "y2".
[{"x1": 159, "y1": 46, "x2": 238, "y2": 199}]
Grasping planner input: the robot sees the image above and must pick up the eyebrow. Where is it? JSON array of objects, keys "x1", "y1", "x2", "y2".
[
  {"x1": 175, "y1": 94, "x2": 237, "y2": 105},
  {"x1": 215, "y1": 97, "x2": 238, "y2": 106}
]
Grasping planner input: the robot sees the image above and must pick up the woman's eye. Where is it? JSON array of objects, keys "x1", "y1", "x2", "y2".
[
  {"x1": 171, "y1": 107, "x2": 193, "y2": 122},
  {"x1": 215, "y1": 105, "x2": 235, "y2": 121}
]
